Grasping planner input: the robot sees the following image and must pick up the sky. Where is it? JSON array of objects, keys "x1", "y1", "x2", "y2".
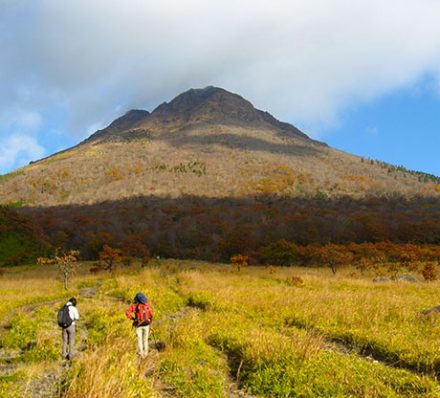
[{"x1": 1, "y1": 0, "x2": 440, "y2": 176}]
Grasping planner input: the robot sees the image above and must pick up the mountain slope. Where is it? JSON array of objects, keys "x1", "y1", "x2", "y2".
[{"x1": 0, "y1": 86, "x2": 439, "y2": 207}]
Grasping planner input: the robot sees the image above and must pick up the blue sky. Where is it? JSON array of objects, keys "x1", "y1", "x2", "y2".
[
  {"x1": 324, "y1": 79, "x2": 440, "y2": 176},
  {"x1": 1, "y1": 0, "x2": 440, "y2": 176}
]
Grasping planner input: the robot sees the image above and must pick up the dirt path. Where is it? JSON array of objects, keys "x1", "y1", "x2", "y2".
[
  {"x1": 0, "y1": 297, "x2": 67, "y2": 397},
  {"x1": 0, "y1": 284, "x2": 101, "y2": 398},
  {"x1": 0, "y1": 299, "x2": 65, "y2": 398},
  {"x1": 0, "y1": 347, "x2": 21, "y2": 380},
  {"x1": 25, "y1": 286, "x2": 100, "y2": 397}
]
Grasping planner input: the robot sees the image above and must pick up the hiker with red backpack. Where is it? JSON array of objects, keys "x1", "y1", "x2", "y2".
[
  {"x1": 57, "y1": 297, "x2": 80, "y2": 360},
  {"x1": 125, "y1": 292, "x2": 153, "y2": 358}
]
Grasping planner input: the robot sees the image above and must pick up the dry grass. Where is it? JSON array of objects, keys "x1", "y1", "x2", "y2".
[{"x1": 1, "y1": 261, "x2": 440, "y2": 397}]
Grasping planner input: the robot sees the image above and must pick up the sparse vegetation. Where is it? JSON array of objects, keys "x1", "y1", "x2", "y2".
[{"x1": 373, "y1": 158, "x2": 440, "y2": 184}]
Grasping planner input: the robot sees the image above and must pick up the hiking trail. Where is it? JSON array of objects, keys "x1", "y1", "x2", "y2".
[{"x1": 0, "y1": 283, "x2": 101, "y2": 397}]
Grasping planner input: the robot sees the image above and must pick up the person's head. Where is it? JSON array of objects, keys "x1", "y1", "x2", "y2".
[
  {"x1": 69, "y1": 297, "x2": 77, "y2": 306},
  {"x1": 134, "y1": 292, "x2": 147, "y2": 304}
]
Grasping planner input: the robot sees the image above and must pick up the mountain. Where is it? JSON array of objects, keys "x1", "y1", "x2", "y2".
[
  {"x1": 0, "y1": 86, "x2": 439, "y2": 207},
  {"x1": 2, "y1": 86, "x2": 440, "y2": 260}
]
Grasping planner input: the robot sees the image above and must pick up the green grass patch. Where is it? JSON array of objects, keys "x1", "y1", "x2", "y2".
[{"x1": 1, "y1": 306, "x2": 60, "y2": 362}]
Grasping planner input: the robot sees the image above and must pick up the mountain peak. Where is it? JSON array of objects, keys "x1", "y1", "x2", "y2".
[
  {"x1": 149, "y1": 86, "x2": 309, "y2": 139},
  {"x1": 152, "y1": 86, "x2": 253, "y2": 115},
  {"x1": 85, "y1": 86, "x2": 310, "y2": 143}
]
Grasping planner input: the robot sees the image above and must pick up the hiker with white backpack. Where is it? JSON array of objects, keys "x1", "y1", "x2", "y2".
[
  {"x1": 57, "y1": 297, "x2": 80, "y2": 360},
  {"x1": 125, "y1": 292, "x2": 153, "y2": 358}
]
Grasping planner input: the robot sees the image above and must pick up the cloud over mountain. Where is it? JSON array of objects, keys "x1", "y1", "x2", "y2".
[{"x1": 2, "y1": 0, "x2": 440, "y2": 172}]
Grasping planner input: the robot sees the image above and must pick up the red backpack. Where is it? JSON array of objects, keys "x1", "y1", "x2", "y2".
[{"x1": 135, "y1": 303, "x2": 152, "y2": 326}]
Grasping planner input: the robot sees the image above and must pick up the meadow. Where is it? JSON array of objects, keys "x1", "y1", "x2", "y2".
[{"x1": 0, "y1": 260, "x2": 439, "y2": 397}]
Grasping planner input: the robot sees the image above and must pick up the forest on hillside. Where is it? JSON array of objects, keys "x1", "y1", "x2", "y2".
[{"x1": 8, "y1": 193, "x2": 439, "y2": 265}]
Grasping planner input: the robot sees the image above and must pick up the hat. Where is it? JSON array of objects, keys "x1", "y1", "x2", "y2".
[{"x1": 134, "y1": 292, "x2": 147, "y2": 304}]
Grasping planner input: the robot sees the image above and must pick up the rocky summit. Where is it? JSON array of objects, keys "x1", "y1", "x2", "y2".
[{"x1": 85, "y1": 86, "x2": 310, "y2": 143}]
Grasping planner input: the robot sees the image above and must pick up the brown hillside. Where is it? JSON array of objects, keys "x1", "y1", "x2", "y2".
[{"x1": 0, "y1": 86, "x2": 439, "y2": 207}]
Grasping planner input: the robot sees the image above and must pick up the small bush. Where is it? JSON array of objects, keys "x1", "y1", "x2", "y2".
[
  {"x1": 420, "y1": 262, "x2": 437, "y2": 281},
  {"x1": 286, "y1": 275, "x2": 304, "y2": 287}
]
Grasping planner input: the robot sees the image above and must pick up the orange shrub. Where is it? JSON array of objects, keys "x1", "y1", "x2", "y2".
[
  {"x1": 420, "y1": 262, "x2": 437, "y2": 281},
  {"x1": 230, "y1": 254, "x2": 249, "y2": 272}
]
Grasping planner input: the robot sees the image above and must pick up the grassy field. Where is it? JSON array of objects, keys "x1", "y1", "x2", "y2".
[{"x1": 0, "y1": 260, "x2": 439, "y2": 397}]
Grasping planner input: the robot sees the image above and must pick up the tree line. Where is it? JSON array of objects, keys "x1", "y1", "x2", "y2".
[{"x1": 0, "y1": 194, "x2": 431, "y2": 267}]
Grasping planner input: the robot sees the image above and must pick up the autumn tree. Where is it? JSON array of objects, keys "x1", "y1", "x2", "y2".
[
  {"x1": 99, "y1": 245, "x2": 122, "y2": 271},
  {"x1": 122, "y1": 234, "x2": 150, "y2": 258},
  {"x1": 230, "y1": 254, "x2": 249, "y2": 272},
  {"x1": 37, "y1": 250, "x2": 80, "y2": 290},
  {"x1": 316, "y1": 244, "x2": 354, "y2": 275},
  {"x1": 355, "y1": 257, "x2": 372, "y2": 275},
  {"x1": 396, "y1": 244, "x2": 422, "y2": 271},
  {"x1": 122, "y1": 234, "x2": 150, "y2": 267},
  {"x1": 86, "y1": 231, "x2": 115, "y2": 259},
  {"x1": 420, "y1": 262, "x2": 437, "y2": 281}
]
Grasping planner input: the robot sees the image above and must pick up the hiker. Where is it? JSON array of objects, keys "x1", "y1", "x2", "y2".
[
  {"x1": 125, "y1": 292, "x2": 153, "y2": 358},
  {"x1": 58, "y1": 297, "x2": 79, "y2": 360}
]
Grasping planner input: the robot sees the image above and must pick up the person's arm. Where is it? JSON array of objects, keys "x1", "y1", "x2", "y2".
[{"x1": 125, "y1": 304, "x2": 136, "y2": 320}]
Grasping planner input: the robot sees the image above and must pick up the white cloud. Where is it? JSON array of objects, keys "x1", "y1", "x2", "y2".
[
  {"x1": 0, "y1": 108, "x2": 45, "y2": 173},
  {"x1": 1, "y1": 0, "x2": 440, "y2": 140},
  {"x1": 1, "y1": 110, "x2": 43, "y2": 133},
  {"x1": 0, "y1": 134, "x2": 45, "y2": 172}
]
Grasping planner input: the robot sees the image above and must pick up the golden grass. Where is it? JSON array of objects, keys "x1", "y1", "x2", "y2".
[
  {"x1": 1, "y1": 261, "x2": 440, "y2": 397},
  {"x1": 177, "y1": 266, "x2": 440, "y2": 372}
]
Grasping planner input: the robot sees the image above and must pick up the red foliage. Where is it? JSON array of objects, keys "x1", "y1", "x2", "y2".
[
  {"x1": 420, "y1": 262, "x2": 438, "y2": 281},
  {"x1": 99, "y1": 245, "x2": 122, "y2": 271},
  {"x1": 230, "y1": 254, "x2": 249, "y2": 272}
]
